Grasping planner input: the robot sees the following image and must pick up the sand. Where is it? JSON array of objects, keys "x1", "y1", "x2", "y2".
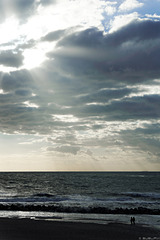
[{"x1": 0, "y1": 218, "x2": 159, "y2": 240}]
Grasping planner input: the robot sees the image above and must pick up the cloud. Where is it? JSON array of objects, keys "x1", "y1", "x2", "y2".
[
  {"x1": 48, "y1": 145, "x2": 80, "y2": 155},
  {"x1": 47, "y1": 20, "x2": 160, "y2": 86},
  {"x1": 0, "y1": 50, "x2": 24, "y2": 68},
  {"x1": 146, "y1": 14, "x2": 160, "y2": 19},
  {"x1": 15, "y1": 89, "x2": 32, "y2": 96},
  {"x1": 0, "y1": 20, "x2": 159, "y2": 134},
  {"x1": 0, "y1": 0, "x2": 57, "y2": 23},
  {"x1": 109, "y1": 12, "x2": 139, "y2": 32},
  {"x1": 121, "y1": 123, "x2": 160, "y2": 160},
  {"x1": 66, "y1": 94, "x2": 160, "y2": 122},
  {"x1": 39, "y1": 0, "x2": 56, "y2": 6},
  {"x1": 0, "y1": 10, "x2": 160, "y2": 168},
  {"x1": 0, "y1": 0, "x2": 160, "y2": 171},
  {"x1": 104, "y1": 1, "x2": 117, "y2": 15},
  {"x1": 74, "y1": 88, "x2": 132, "y2": 105},
  {"x1": 1, "y1": 70, "x2": 34, "y2": 92},
  {"x1": 119, "y1": 0, "x2": 144, "y2": 12},
  {"x1": 10, "y1": 0, "x2": 36, "y2": 19},
  {"x1": 16, "y1": 39, "x2": 36, "y2": 51},
  {"x1": 0, "y1": 0, "x2": 36, "y2": 23},
  {"x1": 41, "y1": 29, "x2": 66, "y2": 42}
]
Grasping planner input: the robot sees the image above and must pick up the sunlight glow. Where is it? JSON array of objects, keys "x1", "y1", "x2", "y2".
[
  {"x1": 52, "y1": 114, "x2": 79, "y2": 123},
  {"x1": 0, "y1": 89, "x2": 5, "y2": 94},
  {"x1": 22, "y1": 42, "x2": 54, "y2": 69},
  {"x1": 0, "y1": 17, "x2": 19, "y2": 45},
  {"x1": 23, "y1": 48, "x2": 47, "y2": 70},
  {"x1": 23, "y1": 101, "x2": 39, "y2": 108},
  {"x1": 0, "y1": 65, "x2": 18, "y2": 72}
]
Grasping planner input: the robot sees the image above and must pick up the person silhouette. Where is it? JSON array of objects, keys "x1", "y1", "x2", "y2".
[
  {"x1": 132, "y1": 217, "x2": 135, "y2": 225},
  {"x1": 130, "y1": 217, "x2": 133, "y2": 225}
]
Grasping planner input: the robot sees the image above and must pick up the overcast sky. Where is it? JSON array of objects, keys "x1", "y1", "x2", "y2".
[{"x1": 0, "y1": 0, "x2": 160, "y2": 171}]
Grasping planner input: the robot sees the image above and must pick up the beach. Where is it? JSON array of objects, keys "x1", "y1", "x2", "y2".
[
  {"x1": 0, "y1": 173, "x2": 159, "y2": 239},
  {"x1": 0, "y1": 218, "x2": 159, "y2": 240}
]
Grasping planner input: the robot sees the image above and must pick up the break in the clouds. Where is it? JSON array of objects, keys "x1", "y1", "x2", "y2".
[{"x1": 0, "y1": 0, "x2": 160, "y2": 171}]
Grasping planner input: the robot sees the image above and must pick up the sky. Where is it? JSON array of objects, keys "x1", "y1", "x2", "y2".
[{"x1": 0, "y1": 0, "x2": 160, "y2": 171}]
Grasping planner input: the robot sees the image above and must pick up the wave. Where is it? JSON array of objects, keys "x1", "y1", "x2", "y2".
[
  {"x1": 122, "y1": 192, "x2": 160, "y2": 200},
  {"x1": 0, "y1": 203, "x2": 159, "y2": 215},
  {"x1": 33, "y1": 193, "x2": 54, "y2": 198},
  {"x1": 0, "y1": 196, "x2": 70, "y2": 203},
  {"x1": 0, "y1": 193, "x2": 99, "y2": 204},
  {"x1": 0, "y1": 192, "x2": 160, "y2": 205}
]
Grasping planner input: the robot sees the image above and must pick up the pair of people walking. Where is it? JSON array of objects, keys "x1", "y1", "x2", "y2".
[{"x1": 130, "y1": 217, "x2": 135, "y2": 225}]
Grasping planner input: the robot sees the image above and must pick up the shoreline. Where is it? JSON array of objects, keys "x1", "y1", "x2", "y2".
[
  {"x1": 0, "y1": 210, "x2": 159, "y2": 230},
  {"x1": 0, "y1": 217, "x2": 159, "y2": 240}
]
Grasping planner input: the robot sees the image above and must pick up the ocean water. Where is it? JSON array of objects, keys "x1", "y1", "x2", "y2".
[{"x1": 0, "y1": 172, "x2": 159, "y2": 228}]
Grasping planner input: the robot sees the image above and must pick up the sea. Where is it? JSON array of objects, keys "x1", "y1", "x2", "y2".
[{"x1": 0, "y1": 172, "x2": 159, "y2": 229}]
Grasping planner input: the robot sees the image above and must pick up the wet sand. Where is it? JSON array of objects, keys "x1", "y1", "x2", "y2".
[{"x1": 0, "y1": 218, "x2": 159, "y2": 240}]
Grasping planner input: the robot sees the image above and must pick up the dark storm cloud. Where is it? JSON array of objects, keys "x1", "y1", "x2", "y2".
[
  {"x1": 120, "y1": 124, "x2": 160, "y2": 160},
  {"x1": 32, "y1": 66, "x2": 136, "y2": 110},
  {"x1": 0, "y1": 105, "x2": 43, "y2": 134},
  {"x1": 11, "y1": 0, "x2": 36, "y2": 19},
  {"x1": 58, "y1": 20, "x2": 160, "y2": 49},
  {"x1": 1, "y1": 18, "x2": 160, "y2": 161},
  {"x1": 41, "y1": 30, "x2": 66, "y2": 42},
  {"x1": 0, "y1": 90, "x2": 32, "y2": 106},
  {"x1": 0, "y1": 98, "x2": 57, "y2": 135},
  {"x1": 0, "y1": 71, "x2": 66, "y2": 134},
  {"x1": 0, "y1": 70, "x2": 37, "y2": 131},
  {"x1": 57, "y1": 27, "x2": 103, "y2": 48},
  {"x1": 105, "y1": 20, "x2": 160, "y2": 47},
  {"x1": 73, "y1": 94, "x2": 160, "y2": 121},
  {"x1": 40, "y1": 19, "x2": 160, "y2": 126},
  {"x1": 15, "y1": 89, "x2": 32, "y2": 96},
  {"x1": 0, "y1": 68, "x2": 78, "y2": 135},
  {"x1": 0, "y1": 50, "x2": 24, "y2": 67},
  {"x1": 76, "y1": 88, "x2": 132, "y2": 105},
  {"x1": 49, "y1": 20, "x2": 160, "y2": 84},
  {"x1": 1, "y1": 70, "x2": 34, "y2": 92},
  {"x1": 1, "y1": 20, "x2": 158, "y2": 134},
  {"x1": 105, "y1": 94, "x2": 160, "y2": 120}
]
